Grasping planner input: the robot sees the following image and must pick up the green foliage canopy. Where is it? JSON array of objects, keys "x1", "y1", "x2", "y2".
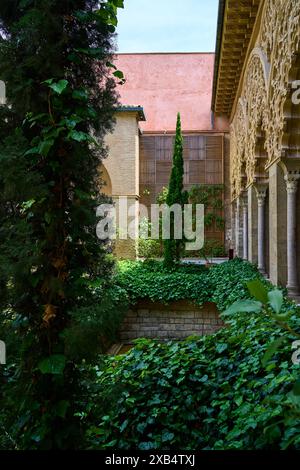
[{"x1": 0, "y1": 0, "x2": 124, "y2": 449}]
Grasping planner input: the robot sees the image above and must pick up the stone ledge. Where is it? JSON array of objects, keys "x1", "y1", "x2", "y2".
[{"x1": 119, "y1": 300, "x2": 224, "y2": 341}]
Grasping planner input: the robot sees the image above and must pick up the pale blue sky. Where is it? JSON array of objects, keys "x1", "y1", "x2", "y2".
[{"x1": 116, "y1": 0, "x2": 219, "y2": 53}]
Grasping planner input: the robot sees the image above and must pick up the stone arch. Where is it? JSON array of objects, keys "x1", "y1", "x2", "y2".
[
  {"x1": 249, "y1": 47, "x2": 271, "y2": 94},
  {"x1": 99, "y1": 164, "x2": 112, "y2": 196},
  {"x1": 231, "y1": 52, "x2": 269, "y2": 189},
  {"x1": 231, "y1": 99, "x2": 247, "y2": 199},
  {"x1": 262, "y1": 0, "x2": 300, "y2": 164},
  {"x1": 230, "y1": 124, "x2": 242, "y2": 200},
  {"x1": 281, "y1": 52, "x2": 300, "y2": 159},
  {"x1": 254, "y1": 121, "x2": 268, "y2": 179},
  {"x1": 242, "y1": 53, "x2": 269, "y2": 185}
]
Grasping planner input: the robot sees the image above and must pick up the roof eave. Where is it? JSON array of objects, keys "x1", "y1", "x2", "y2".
[{"x1": 211, "y1": 0, "x2": 226, "y2": 113}]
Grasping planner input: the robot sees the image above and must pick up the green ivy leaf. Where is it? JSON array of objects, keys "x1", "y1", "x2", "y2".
[
  {"x1": 222, "y1": 300, "x2": 262, "y2": 316},
  {"x1": 272, "y1": 310, "x2": 293, "y2": 322},
  {"x1": 261, "y1": 337, "x2": 286, "y2": 367},
  {"x1": 246, "y1": 279, "x2": 269, "y2": 304},
  {"x1": 48, "y1": 79, "x2": 68, "y2": 95},
  {"x1": 120, "y1": 419, "x2": 129, "y2": 433},
  {"x1": 24, "y1": 146, "x2": 39, "y2": 156},
  {"x1": 72, "y1": 89, "x2": 89, "y2": 101},
  {"x1": 138, "y1": 441, "x2": 156, "y2": 450},
  {"x1": 162, "y1": 431, "x2": 175, "y2": 442},
  {"x1": 268, "y1": 289, "x2": 283, "y2": 314},
  {"x1": 113, "y1": 70, "x2": 124, "y2": 79},
  {"x1": 38, "y1": 139, "x2": 54, "y2": 156},
  {"x1": 216, "y1": 343, "x2": 228, "y2": 354},
  {"x1": 38, "y1": 354, "x2": 66, "y2": 375},
  {"x1": 68, "y1": 130, "x2": 89, "y2": 142}
]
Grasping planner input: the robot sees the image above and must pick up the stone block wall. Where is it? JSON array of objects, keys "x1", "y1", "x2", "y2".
[{"x1": 119, "y1": 300, "x2": 224, "y2": 341}]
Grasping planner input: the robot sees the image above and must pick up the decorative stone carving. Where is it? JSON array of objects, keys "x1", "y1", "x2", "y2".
[
  {"x1": 263, "y1": 0, "x2": 300, "y2": 165},
  {"x1": 230, "y1": 52, "x2": 269, "y2": 196},
  {"x1": 230, "y1": 0, "x2": 300, "y2": 199},
  {"x1": 284, "y1": 171, "x2": 300, "y2": 296},
  {"x1": 285, "y1": 173, "x2": 300, "y2": 194},
  {"x1": 230, "y1": 100, "x2": 247, "y2": 199}
]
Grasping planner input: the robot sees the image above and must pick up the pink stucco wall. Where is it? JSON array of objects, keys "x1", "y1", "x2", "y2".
[{"x1": 115, "y1": 53, "x2": 221, "y2": 133}]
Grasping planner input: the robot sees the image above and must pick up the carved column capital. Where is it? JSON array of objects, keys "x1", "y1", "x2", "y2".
[
  {"x1": 254, "y1": 184, "x2": 268, "y2": 207},
  {"x1": 284, "y1": 172, "x2": 300, "y2": 194},
  {"x1": 240, "y1": 191, "x2": 248, "y2": 209}
]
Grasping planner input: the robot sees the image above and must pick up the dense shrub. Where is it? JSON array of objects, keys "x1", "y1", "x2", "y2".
[
  {"x1": 75, "y1": 259, "x2": 300, "y2": 450},
  {"x1": 138, "y1": 238, "x2": 162, "y2": 259},
  {"x1": 0, "y1": 280, "x2": 128, "y2": 449},
  {"x1": 115, "y1": 258, "x2": 266, "y2": 310},
  {"x1": 82, "y1": 292, "x2": 300, "y2": 450},
  {"x1": 115, "y1": 259, "x2": 211, "y2": 305},
  {"x1": 184, "y1": 239, "x2": 227, "y2": 259}
]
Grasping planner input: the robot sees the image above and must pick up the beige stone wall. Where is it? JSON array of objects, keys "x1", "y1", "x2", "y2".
[
  {"x1": 120, "y1": 301, "x2": 224, "y2": 341},
  {"x1": 102, "y1": 111, "x2": 140, "y2": 259},
  {"x1": 105, "y1": 111, "x2": 139, "y2": 197}
]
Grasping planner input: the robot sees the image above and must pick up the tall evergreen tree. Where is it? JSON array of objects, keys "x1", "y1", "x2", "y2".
[
  {"x1": 164, "y1": 113, "x2": 187, "y2": 267},
  {"x1": 0, "y1": 0, "x2": 124, "y2": 449}
]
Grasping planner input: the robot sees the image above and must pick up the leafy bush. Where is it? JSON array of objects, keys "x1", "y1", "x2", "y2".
[
  {"x1": 75, "y1": 259, "x2": 300, "y2": 450},
  {"x1": 138, "y1": 238, "x2": 162, "y2": 260},
  {"x1": 138, "y1": 217, "x2": 162, "y2": 259},
  {"x1": 63, "y1": 281, "x2": 129, "y2": 360},
  {"x1": 0, "y1": 279, "x2": 128, "y2": 449},
  {"x1": 82, "y1": 295, "x2": 300, "y2": 450},
  {"x1": 184, "y1": 239, "x2": 227, "y2": 259},
  {"x1": 115, "y1": 259, "x2": 211, "y2": 305},
  {"x1": 115, "y1": 258, "x2": 264, "y2": 310}
]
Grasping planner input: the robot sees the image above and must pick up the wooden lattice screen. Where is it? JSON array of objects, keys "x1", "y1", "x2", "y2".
[{"x1": 139, "y1": 133, "x2": 225, "y2": 249}]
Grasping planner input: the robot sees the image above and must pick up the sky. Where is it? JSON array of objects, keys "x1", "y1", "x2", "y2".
[{"x1": 116, "y1": 0, "x2": 220, "y2": 53}]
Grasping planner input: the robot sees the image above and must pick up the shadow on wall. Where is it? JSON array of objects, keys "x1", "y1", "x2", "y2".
[{"x1": 99, "y1": 164, "x2": 112, "y2": 196}]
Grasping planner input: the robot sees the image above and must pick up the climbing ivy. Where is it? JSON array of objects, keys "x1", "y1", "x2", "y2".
[{"x1": 0, "y1": 0, "x2": 124, "y2": 449}]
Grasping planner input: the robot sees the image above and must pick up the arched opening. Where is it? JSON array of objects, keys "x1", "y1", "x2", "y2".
[
  {"x1": 281, "y1": 52, "x2": 300, "y2": 293},
  {"x1": 99, "y1": 164, "x2": 112, "y2": 196}
]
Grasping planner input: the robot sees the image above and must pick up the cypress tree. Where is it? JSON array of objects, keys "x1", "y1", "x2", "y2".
[
  {"x1": 164, "y1": 113, "x2": 187, "y2": 267},
  {"x1": 0, "y1": 0, "x2": 123, "y2": 449}
]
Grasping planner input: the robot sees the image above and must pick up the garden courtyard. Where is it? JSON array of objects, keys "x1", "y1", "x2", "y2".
[{"x1": 1, "y1": 0, "x2": 300, "y2": 455}]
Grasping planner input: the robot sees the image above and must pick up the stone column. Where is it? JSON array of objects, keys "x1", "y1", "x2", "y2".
[
  {"x1": 235, "y1": 201, "x2": 240, "y2": 257},
  {"x1": 254, "y1": 184, "x2": 268, "y2": 274},
  {"x1": 285, "y1": 174, "x2": 300, "y2": 297},
  {"x1": 241, "y1": 196, "x2": 248, "y2": 260},
  {"x1": 248, "y1": 185, "x2": 258, "y2": 264},
  {"x1": 268, "y1": 162, "x2": 287, "y2": 287}
]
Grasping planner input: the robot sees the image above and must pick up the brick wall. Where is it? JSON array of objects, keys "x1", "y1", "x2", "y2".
[{"x1": 120, "y1": 300, "x2": 224, "y2": 341}]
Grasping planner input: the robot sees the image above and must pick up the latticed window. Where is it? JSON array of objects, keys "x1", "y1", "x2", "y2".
[
  {"x1": 140, "y1": 161, "x2": 155, "y2": 184},
  {"x1": 156, "y1": 161, "x2": 172, "y2": 184},
  {"x1": 140, "y1": 134, "x2": 224, "y2": 202},
  {"x1": 155, "y1": 136, "x2": 173, "y2": 161},
  {"x1": 184, "y1": 135, "x2": 206, "y2": 160}
]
